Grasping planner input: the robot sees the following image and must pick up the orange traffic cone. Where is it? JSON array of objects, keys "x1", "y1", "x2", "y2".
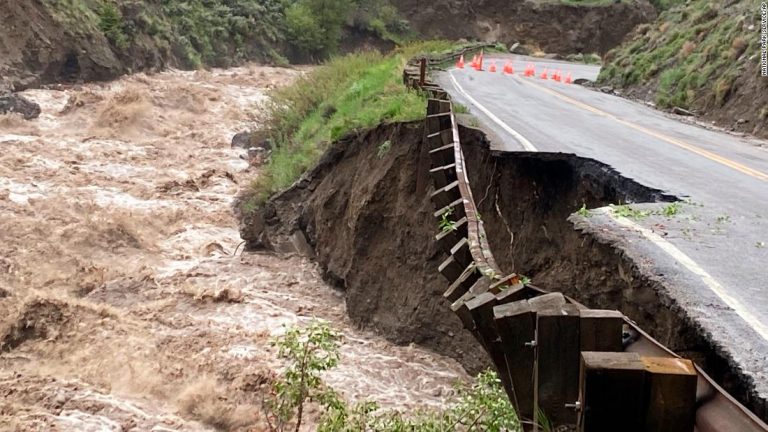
[
  {"x1": 489, "y1": 61, "x2": 497, "y2": 73},
  {"x1": 540, "y1": 68, "x2": 548, "y2": 80},
  {"x1": 553, "y1": 70, "x2": 562, "y2": 82},
  {"x1": 565, "y1": 72, "x2": 573, "y2": 84},
  {"x1": 503, "y1": 61, "x2": 514, "y2": 74},
  {"x1": 526, "y1": 64, "x2": 535, "y2": 77},
  {"x1": 457, "y1": 54, "x2": 465, "y2": 69},
  {"x1": 477, "y1": 50, "x2": 484, "y2": 71}
]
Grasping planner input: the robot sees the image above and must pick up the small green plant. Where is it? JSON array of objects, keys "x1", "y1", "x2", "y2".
[
  {"x1": 576, "y1": 203, "x2": 591, "y2": 217},
  {"x1": 756, "y1": 241, "x2": 766, "y2": 249},
  {"x1": 265, "y1": 321, "x2": 342, "y2": 432},
  {"x1": 468, "y1": 117, "x2": 481, "y2": 128},
  {"x1": 439, "y1": 208, "x2": 458, "y2": 233},
  {"x1": 662, "y1": 202, "x2": 681, "y2": 217},
  {"x1": 377, "y1": 140, "x2": 392, "y2": 158},
  {"x1": 610, "y1": 204, "x2": 652, "y2": 220},
  {"x1": 520, "y1": 274, "x2": 532, "y2": 285},
  {"x1": 453, "y1": 103, "x2": 470, "y2": 114},
  {"x1": 716, "y1": 214, "x2": 731, "y2": 223}
]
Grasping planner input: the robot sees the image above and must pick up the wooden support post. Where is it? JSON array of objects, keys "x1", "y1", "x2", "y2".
[
  {"x1": 642, "y1": 357, "x2": 697, "y2": 432},
  {"x1": 419, "y1": 58, "x2": 427, "y2": 87},
  {"x1": 466, "y1": 292, "x2": 515, "y2": 400},
  {"x1": 578, "y1": 352, "x2": 647, "y2": 432},
  {"x1": 579, "y1": 310, "x2": 624, "y2": 352},
  {"x1": 536, "y1": 303, "x2": 581, "y2": 426},
  {"x1": 494, "y1": 300, "x2": 537, "y2": 422}
]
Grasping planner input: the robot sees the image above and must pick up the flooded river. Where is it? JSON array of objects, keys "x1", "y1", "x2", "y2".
[{"x1": 0, "y1": 64, "x2": 468, "y2": 431}]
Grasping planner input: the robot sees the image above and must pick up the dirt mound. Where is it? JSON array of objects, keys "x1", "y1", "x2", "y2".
[{"x1": 390, "y1": 0, "x2": 657, "y2": 55}]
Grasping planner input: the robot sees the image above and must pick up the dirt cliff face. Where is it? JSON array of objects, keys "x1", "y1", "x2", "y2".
[
  {"x1": 241, "y1": 121, "x2": 492, "y2": 374},
  {"x1": 0, "y1": 1, "x2": 166, "y2": 91},
  {"x1": 391, "y1": 0, "x2": 657, "y2": 54}
]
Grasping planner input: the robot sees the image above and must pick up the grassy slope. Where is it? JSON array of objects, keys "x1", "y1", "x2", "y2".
[
  {"x1": 598, "y1": 0, "x2": 765, "y2": 121},
  {"x1": 245, "y1": 41, "x2": 461, "y2": 207}
]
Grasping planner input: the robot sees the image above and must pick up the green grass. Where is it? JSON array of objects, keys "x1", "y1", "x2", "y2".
[
  {"x1": 599, "y1": 0, "x2": 755, "y2": 111},
  {"x1": 249, "y1": 41, "x2": 457, "y2": 204}
]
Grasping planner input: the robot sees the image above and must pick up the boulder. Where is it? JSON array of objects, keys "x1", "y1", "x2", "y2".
[
  {"x1": 510, "y1": 44, "x2": 531, "y2": 55},
  {"x1": 231, "y1": 129, "x2": 272, "y2": 150},
  {"x1": 0, "y1": 92, "x2": 41, "y2": 119}
]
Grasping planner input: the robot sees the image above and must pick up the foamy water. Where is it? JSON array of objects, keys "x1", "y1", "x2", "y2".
[{"x1": 0, "y1": 64, "x2": 469, "y2": 431}]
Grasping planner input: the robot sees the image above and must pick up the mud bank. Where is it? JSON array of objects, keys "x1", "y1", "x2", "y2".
[{"x1": 246, "y1": 119, "x2": 765, "y2": 419}]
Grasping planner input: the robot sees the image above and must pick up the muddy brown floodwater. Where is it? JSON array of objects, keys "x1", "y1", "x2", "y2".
[{"x1": 0, "y1": 65, "x2": 469, "y2": 431}]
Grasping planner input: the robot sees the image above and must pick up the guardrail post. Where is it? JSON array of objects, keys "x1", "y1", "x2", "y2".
[{"x1": 419, "y1": 58, "x2": 426, "y2": 87}]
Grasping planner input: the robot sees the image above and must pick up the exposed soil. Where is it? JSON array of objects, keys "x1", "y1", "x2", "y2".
[
  {"x1": 247, "y1": 117, "x2": 766, "y2": 421},
  {"x1": 390, "y1": 0, "x2": 657, "y2": 55},
  {"x1": 0, "y1": 66, "x2": 469, "y2": 431}
]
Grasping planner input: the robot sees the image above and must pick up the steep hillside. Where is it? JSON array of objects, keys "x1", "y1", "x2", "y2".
[
  {"x1": 0, "y1": 0, "x2": 403, "y2": 91},
  {"x1": 390, "y1": 0, "x2": 657, "y2": 55},
  {"x1": 599, "y1": 0, "x2": 768, "y2": 137}
]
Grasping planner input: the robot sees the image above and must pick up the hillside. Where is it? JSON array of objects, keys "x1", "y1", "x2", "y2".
[
  {"x1": 0, "y1": 0, "x2": 404, "y2": 91},
  {"x1": 598, "y1": 0, "x2": 768, "y2": 138},
  {"x1": 390, "y1": 0, "x2": 657, "y2": 55}
]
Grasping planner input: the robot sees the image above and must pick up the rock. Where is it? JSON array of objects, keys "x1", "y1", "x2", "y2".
[
  {"x1": 671, "y1": 106, "x2": 694, "y2": 116},
  {"x1": 231, "y1": 131, "x2": 252, "y2": 149},
  {"x1": 573, "y1": 78, "x2": 593, "y2": 86},
  {"x1": 510, "y1": 44, "x2": 531, "y2": 55},
  {"x1": 544, "y1": 53, "x2": 564, "y2": 60},
  {"x1": 598, "y1": 86, "x2": 615, "y2": 94},
  {"x1": 508, "y1": 42, "x2": 520, "y2": 53},
  {"x1": 0, "y1": 92, "x2": 41, "y2": 119},
  {"x1": 736, "y1": 118, "x2": 749, "y2": 125},
  {"x1": 231, "y1": 129, "x2": 272, "y2": 150}
]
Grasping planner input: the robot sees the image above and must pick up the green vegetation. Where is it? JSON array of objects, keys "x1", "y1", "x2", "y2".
[
  {"x1": 248, "y1": 41, "x2": 458, "y2": 204},
  {"x1": 576, "y1": 203, "x2": 591, "y2": 217},
  {"x1": 267, "y1": 321, "x2": 521, "y2": 432},
  {"x1": 599, "y1": 0, "x2": 758, "y2": 111},
  {"x1": 439, "y1": 208, "x2": 458, "y2": 232},
  {"x1": 610, "y1": 204, "x2": 653, "y2": 220},
  {"x1": 610, "y1": 201, "x2": 685, "y2": 220},
  {"x1": 42, "y1": 0, "x2": 410, "y2": 68}
]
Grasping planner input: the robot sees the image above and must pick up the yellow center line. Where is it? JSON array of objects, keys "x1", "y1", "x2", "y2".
[{"x1": 517, "y1": 77, "x2": 768, "y2": 182}]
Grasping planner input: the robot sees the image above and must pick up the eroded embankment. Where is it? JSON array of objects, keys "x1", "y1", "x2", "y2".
[{"x1": 247, "y1": 118, "x2": 765, "y2": 420}]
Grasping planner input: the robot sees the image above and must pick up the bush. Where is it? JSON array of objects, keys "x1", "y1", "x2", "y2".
[
  {"x1": 266, "y1": 321, "x2": 522, "y2": 432},
  {"x1": 99, "y1": 3, "x2": 129, "y2": 48}
]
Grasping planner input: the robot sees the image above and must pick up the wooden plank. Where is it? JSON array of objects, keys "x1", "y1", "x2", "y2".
[
  {"x1": 579, "y1": 309, "x2": 624, "y2": 353},
  {"x1": 494, "y1": 300, "x2": 536, "y2": 421},
  {"x1": 433, "y1": 198, "x2": 466, "y2": 222},
  {"x1": 495, "y1": 283, "x2": 537, "y2": 304},
  {"x1": 443, "y1": 262, "x2": 479, "y2": 302},
  {"x1": 429, "y1": 162, "x2": 457, "y2": 188},
  {"x1": 642, "y1": 357, "x2": 697, "y2": 432},
  {"x1": 427, "y1": 99, "x2": 451, "y2": 115},
  {"x1": 528, "y1": 292, "x2": 566, "y2": 311},
  {"x1": 435, "y1": 216, "x2": 467, "y2": 253},
  {"x1": 427, "y1": 130, "x2": 454, "y2": 154},
  {"x1": 428, "y1": 143, "x2": 455, "y2": 167},
  {"x1": 449, "y1": 237, "x2": 473, "y2": 270},
  {"x1": 430, "y1": 180, "x2": 460, "y2": 210},
  {"x1": 438, "y1": 255, "x2": 463, "y2": 283},
  {"x1": 537, "y1": 303, "x2": 580, "y2": 426},
  {"x1": 466, "y1": 292, "x2": 515, "y2": 397},
  {"x1": 426, "y1": 112, "x2": 452, "y2": 132},
  {"x1": 578, "y1": 352, "x2": 646, "y2": 432}
]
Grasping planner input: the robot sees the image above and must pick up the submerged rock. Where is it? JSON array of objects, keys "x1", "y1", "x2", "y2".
[{"x1": 0, "y1": 92, "x2": 41, "y2": 119}]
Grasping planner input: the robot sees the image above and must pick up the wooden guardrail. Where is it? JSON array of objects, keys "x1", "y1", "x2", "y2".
[{"x1": 403, "y1": 49, "x2": 768, "y2": 432}]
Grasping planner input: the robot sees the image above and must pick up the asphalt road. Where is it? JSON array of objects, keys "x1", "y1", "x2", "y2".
[{"x1": 437, "y1": 54, "x2": 768, "y2": 396}]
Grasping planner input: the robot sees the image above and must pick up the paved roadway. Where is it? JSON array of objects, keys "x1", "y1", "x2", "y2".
[{"x1": 437, "y1": 54, "x2": 768, "y2": 397}]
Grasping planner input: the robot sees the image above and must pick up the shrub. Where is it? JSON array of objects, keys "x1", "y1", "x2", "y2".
[{"x1": 99, "y1": 3, "x2": 129, "y2": 48}]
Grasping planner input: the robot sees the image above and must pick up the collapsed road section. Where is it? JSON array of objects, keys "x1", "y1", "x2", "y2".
[{"x1": 244, "y1": 49, "x2": 768, "y2": 431}]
